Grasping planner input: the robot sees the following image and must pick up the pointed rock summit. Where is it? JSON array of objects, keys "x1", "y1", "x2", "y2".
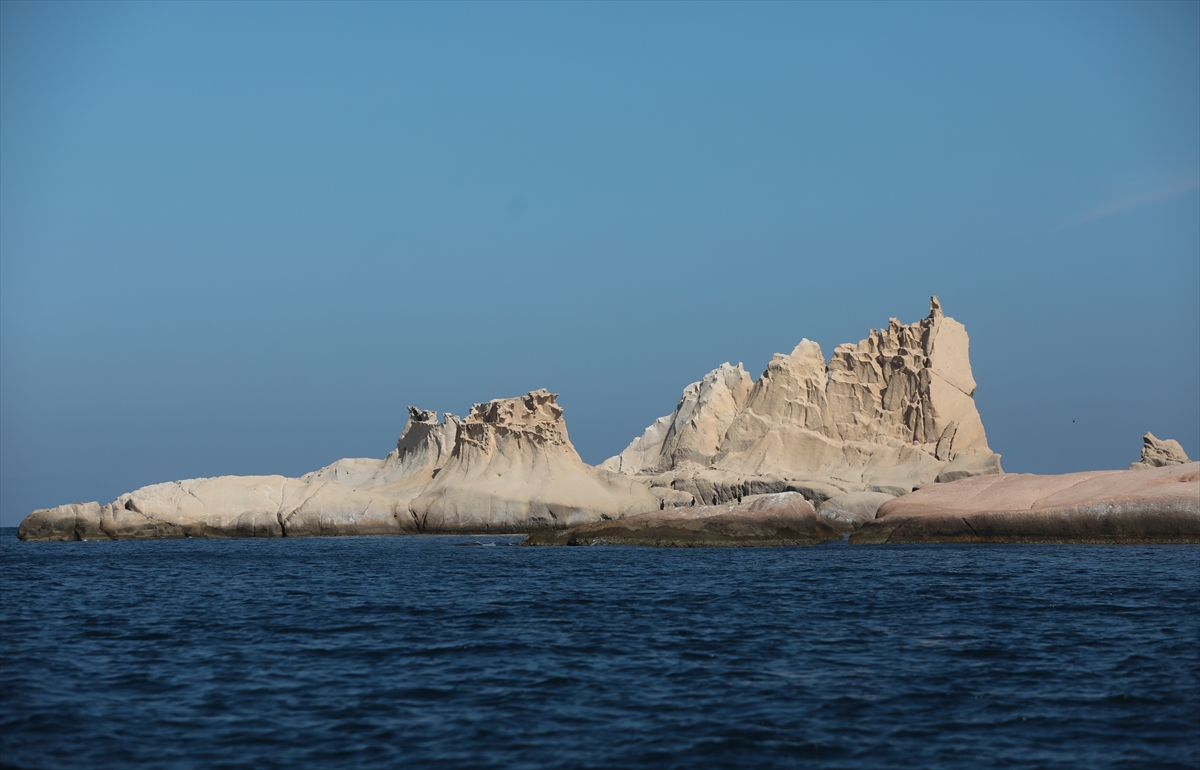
[{"x1": 602, "y1": 297, "x2": 1003, "y2": 505}]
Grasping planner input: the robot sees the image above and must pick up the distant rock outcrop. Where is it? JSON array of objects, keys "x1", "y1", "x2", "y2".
[
  {"x1": 602, "y1": 297, "x2": 1002, "y2": 506},
  {"x1": 851, "y1": 462, "x2": 1200, "y2": 544},
  {"x1": 1129, "y1": 432, "x2": 1191, "y2": 470},
  {"x1": 17, "y1": 390, "x2": 658, "y2": 541},
  {"x1": 522, "y1": 492, "x2": 840, "y2": 547}
]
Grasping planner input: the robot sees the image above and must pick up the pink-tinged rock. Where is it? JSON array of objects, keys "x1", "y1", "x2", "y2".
[
  {"x1": 850, "y1": 463, "x2": 1200, "y2": 543},
  {"x1": 522, "y1": 492, "x2": 841, "y2": 547}
]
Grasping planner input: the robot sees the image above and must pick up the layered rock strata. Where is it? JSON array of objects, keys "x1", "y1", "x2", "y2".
[
  {"x1": 522, "y1": 492, "x2": 841, "y2": 547},
  {"x1": 602, "y1": 297, "x2": 1003, "y2": 506},
  {"x1": 850, "y1": 462, "x2": 1200, "y2": 544},
  {"x1": 18, "y1": 390, "x2": 659, "y2": 541}
]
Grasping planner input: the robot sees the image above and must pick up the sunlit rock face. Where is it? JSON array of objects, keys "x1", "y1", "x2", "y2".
[
  {"x1": 408, "y1": 389, "x2": 660, "y2": 533},
  {"x1": 601, "y1": 297, "x2": 1003, "y2": 508}
]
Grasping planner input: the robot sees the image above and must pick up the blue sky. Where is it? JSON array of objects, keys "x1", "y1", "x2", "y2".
[{"x1": 2, "y1": 1, "x2": 1197, "y2": 525}]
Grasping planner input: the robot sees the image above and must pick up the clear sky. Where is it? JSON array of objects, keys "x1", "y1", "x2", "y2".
[{"x1": 2, "y1": 1, "x2": 1197, "y2": 526}]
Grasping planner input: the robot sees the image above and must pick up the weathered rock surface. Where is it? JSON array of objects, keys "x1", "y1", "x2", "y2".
[
  {"x1": 817, "y1": 491, "x2": 897, "y2": 532},
  {"x1": 1130, "y1": 432, "x2": 1191, "y2": 470},
  {"x1": 850, "y1": 462, "x2": 1200, "y2": 544},
  {"x1": 522, "y1": 492, "x2": 841, "y2": 547},
  {"x1": 16, "y1": 476, "x2": 418, "y2": 541},
  {"x1": 18, "y1": 390, "x2": 659, "y2": 541},
  {"x1": 602, "y1": 297, "x2": 1002, "y2": 506},
  {"x1": 409, "y1": 390, "x2": 660, "y2": 533}
]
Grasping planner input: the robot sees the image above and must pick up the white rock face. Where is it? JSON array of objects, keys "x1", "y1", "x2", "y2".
[
  {"x1": 1129, "y1": 432, "x2": 1191, "y2": 470},
  {"x1": 604, "y1": 298, "x2": 1002, "y2": 505},
  {"x1": 19, "y1": 391, "x2": 659, "y2": 541},
  {"x1": 601, "y1": 363, "x2": 754, "y2": 474},
  {"x1": 409, "y1": 389, "x2": 660, "y2": 533}
]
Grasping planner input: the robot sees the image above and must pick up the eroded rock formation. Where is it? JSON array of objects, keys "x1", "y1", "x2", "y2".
[
  {"x1": 1130, "y1": 432, "x2": 1191, "y2": 470},
  {"x1": 18, "y1": 390, "x2": 658, "y2": 541},
  {"x1": 602, "y1": 297, "x2": 1002, "y2": 506},
  {"x1": 408, "y1": 390, "x2": 659, "y2": 533}
]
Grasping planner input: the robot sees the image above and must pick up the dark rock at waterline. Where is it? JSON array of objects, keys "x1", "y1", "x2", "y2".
[{"x1": 522, "y1": 492, "x2": 841, "y2": 547}]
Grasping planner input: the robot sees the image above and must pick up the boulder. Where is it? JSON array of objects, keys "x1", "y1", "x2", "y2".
[
  {"x1": 817, "y1": 491, "x2": 896, "y2": 532},
  {"x1": 1130, "y1": 432, "x2": 1191, "y2": 470},
  {"x1": 523, "y1": 492, "x2": 841, "y2": 547},
  {"x1": 851, "y1": 462, "x2": 1200, "y2": 544},
  {"x1": 603, "y1": 297, "x2": 1003, "y2": 506}
]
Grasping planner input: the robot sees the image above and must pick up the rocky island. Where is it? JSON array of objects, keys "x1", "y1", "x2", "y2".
[{"x1": 17, "y1": 298, "x2": 1199, "y2": 544}]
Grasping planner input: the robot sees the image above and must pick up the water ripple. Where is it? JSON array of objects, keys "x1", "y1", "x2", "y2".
[{"x1": 1, "y1": 533, "x2": 1197, "y2": 769}]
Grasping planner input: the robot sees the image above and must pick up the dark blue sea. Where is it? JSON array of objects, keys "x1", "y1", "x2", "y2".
[{"x1": 1, "y1": 529, "x2": 1197, "y2": 769}]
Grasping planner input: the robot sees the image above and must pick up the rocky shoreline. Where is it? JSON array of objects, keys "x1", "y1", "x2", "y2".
[
  {"x1": 850, "y1": 462, "x2": 1200, "y2": 544},
  {"x1": 17, "y1": 299, "x2": 1198, "y2": 544},
  {"x1": 522, "y1": 492, "x2": 841, "y2": 547}
]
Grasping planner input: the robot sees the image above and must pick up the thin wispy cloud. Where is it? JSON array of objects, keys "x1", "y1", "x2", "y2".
[{"x1": 1061, "y1": 170, "x2": 1200, "y2": 229}]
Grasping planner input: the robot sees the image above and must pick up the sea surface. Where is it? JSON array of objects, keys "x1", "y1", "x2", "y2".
[{"x1": 1, "y1": 528, "x2": 1197, "y2": 769}]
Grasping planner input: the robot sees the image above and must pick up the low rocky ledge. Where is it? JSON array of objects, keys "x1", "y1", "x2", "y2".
[
  {"x1": 522, "y1": 492, "x2": 841, "y2": 547},
  {"x1": 850, "y1": 462, "x2": 1200, "y2": 544}
]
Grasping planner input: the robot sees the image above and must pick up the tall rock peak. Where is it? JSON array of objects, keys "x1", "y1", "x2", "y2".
[{"x1": 605, "y1": 298, "x2": 1002, "y2": 502}]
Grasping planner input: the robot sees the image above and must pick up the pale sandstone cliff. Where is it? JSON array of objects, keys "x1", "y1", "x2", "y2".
[
  {"x1": 601, "y1": 297, "x2": 1002, "y2": 506},
  {"x1": 18, "y1": 390, "x2": 657, "y2": 541}
]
